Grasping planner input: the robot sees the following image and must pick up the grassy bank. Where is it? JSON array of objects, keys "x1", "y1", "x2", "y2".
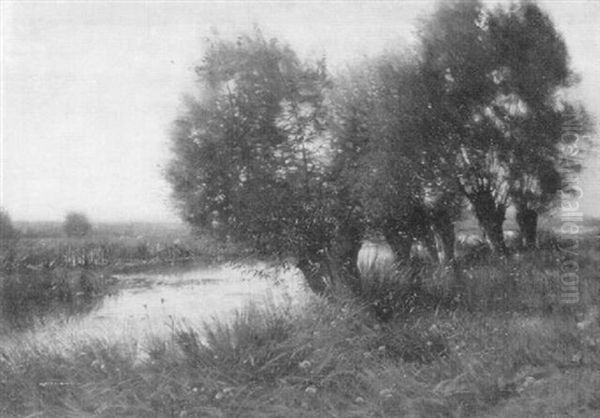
[
  {"x1": 2, "y1": 296, "x2": 600, "y2": 417},
  {"x1": 1, "y1": 235, "x2": 600, "y2": 417}
]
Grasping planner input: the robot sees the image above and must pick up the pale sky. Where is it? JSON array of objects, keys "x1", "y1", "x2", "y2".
[{"x1": 1, "y1": 0, "x2": 599, "y2": 222}]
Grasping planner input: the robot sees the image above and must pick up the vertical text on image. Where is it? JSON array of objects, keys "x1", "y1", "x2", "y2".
[{"x1": 558, "y1": 110, "x2": 583, "y2": 305}]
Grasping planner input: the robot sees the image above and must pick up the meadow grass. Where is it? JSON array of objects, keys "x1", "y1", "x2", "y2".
[
  {"x1": 2, "y1": 293, "x2": 600, "y2": 417},
  {"x1": 1, "y1": 232, "x2": 600, "y2": 417}
]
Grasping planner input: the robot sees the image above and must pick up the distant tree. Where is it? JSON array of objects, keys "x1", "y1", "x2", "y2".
[
  {"x1": 0, "y1": 208, "x2": 19, "y2": 271},
  {"x1": 416, "y1": 0, "x2": 593, "y2": 254},
  {"x1": 0, "y1": 208, "x2": 18, "y2": 242},
  {"x1": 63, "y1": 212, "x2": 92, "y2": 238},
  {"x1": 166, "y1": 31, "x2": 361, "y2": 293}
]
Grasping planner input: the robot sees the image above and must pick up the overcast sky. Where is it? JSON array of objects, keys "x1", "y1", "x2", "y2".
[{"x1": 1, "y1": 0, "x2": 599, "y2": 222}]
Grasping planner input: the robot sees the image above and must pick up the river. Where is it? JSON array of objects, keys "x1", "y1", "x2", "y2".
[{"x1": 1, "y1": 243, "x2": 394, "y2": 353}]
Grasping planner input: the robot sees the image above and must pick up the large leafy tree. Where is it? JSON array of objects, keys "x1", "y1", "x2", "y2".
[
  {"x1": 167, "y1": 32, "x2": 361, "y2": 293},
  {"x1": 417, "y1": 0, "x2": 592, "y2": 254},
  {"x1": 487, "y1": 4, "x2": 593, "y2": 247},
  {"x1": 374, "y1": 54, "x2": 463, "y2": 263},
  {"x1": 329, "y1": 52, "x2": 463, "y2": 264}
]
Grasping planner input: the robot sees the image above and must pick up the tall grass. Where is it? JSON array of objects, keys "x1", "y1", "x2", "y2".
[
  {"x1": 1, "y1": 232, "x2": 599, "y2": 416},
  {"x1": 2, "y1": 291, "x2": 599, "y2": 417}
]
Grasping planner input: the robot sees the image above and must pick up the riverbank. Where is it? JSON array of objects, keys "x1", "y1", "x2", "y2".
[
  {"x1": 2, "y1": 293, "x2": 600, "y2": 417},
  {"x1": 2, "y1": 234, "x2": 600, "y2": 416}
]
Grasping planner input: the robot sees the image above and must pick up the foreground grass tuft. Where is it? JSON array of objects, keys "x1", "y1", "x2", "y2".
[{"x1": 2, "y1": 292, "x2": 600, "y2": 417}]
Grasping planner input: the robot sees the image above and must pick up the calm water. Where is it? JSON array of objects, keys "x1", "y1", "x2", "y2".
[
  {"x1": 2, "y1": 243, "x2": 393, "y2": 352},
  {"x1": 0, "y1": 262, "x2": 308, "y2": 352},
  {"x1": 95, "y1": 263, "x2": 308, "y2": 328},
  {"x1": 95, "y1": 242, "x2": 392, "y2": 328},
  {"x1": 91, "y1": 241, "x2": 392, "y2": 330}
]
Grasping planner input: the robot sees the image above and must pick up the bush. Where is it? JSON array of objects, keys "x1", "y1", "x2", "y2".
[
  {"x1": 63, "y1": 212, "x2": 92, "y2": 238},
  {"x1": 0, "y1": 208, "x2": 18, "y2": 242},
  {"x1": 355, "y1": 260, "x2": 455, "y2": 321},
  {"x1": 0, "y1": 209, "x2": 19, "y2": 273},
  {"x1": 177, "y1": 305, "x2": 304, "y2": 383},
  {"x1": 0, "y1": 266, "x2": 115, "y2": 329}
]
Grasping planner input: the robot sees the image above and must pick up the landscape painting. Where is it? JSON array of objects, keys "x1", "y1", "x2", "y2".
[{"x1": 1, "y1": 1, "x2": 600, "y2": 416}]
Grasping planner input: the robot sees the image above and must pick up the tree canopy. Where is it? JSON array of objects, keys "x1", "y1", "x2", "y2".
[
  {"x1": 63, "y1": 212, "x2": 92, "y2": 238},
  {"x1": 167, "y1": 32, "x2": 362, "y2": 292},
  {"x1": 167, "y1": 1, "x2": 594, "y2": 292},
  {"x1": 415, "y1": 0, "x2": 593, "y2": 252}
]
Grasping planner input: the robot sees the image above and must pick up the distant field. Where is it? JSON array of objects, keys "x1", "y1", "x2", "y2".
[
  {"x1": 7, "y1": 220, "x2": 246, "y2": 271},
  {"x1": 15, "y1": 220, "x2": 190, "y2": 240}
]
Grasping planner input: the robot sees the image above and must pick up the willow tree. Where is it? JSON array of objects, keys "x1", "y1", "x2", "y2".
[
  {"x1": 487, "y1": 4, "x2": 594, "y2": 247},
  {"x1": 328, "y1": 53, "x2": 462, "y2": 264},
  {"x1": 166, "y1": 32, "x2": 360, "y2": 293},
  {"x1": 417, "y1": 0, "x2": 591, "y2": 254},
  {"x1": 373, "y1": 53, "x2": 462, "y2": 263}
]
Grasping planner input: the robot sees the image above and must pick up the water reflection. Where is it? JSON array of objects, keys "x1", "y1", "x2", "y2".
[
  {"x1": 0, "y1": 262, "x2": 309, "y2": 351},
  {"x1": 0, "y1": 267, "x2": 117, "y2": 330},
  {"x1": 95, "y1": 263, "x2": 306, "y2": 326},
  {"x1": 1, "y1": 244, "x2": 391, "y2": 350}
]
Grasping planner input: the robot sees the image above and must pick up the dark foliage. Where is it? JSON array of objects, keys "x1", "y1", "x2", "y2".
[
  {"x1": 63, "y1": 212, "x2": 92, "y2": 238},
  {"x1": 417, "y1": 0, "x2": 593, "y2": 253},
  {"x1": 166, "y1": 31, "x2": 363, "y2": 292}
]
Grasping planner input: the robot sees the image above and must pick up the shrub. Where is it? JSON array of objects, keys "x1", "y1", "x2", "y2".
[
  {"x1": 355, "y1": 261, "x2": 453, "y2": 321},
  {"x1": 177, "y1": 305, "x2": 304, "y2": 383},
  {"x1": 0, "y1": 209, "x2": 19, "y2": 274},
  {"x1": 63, "y1": 212, "x2": 92, "y2": 238},
  {"x1": 0, "y1": 208, "x2": 18, "y2": 242},
  {"x1": 0, "y1": 266, "x2": 115, "y2": 329}
]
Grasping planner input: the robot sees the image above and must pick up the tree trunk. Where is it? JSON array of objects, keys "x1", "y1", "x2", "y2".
[
  {"x1": 480, "y1": 215, "x2": 507, "y2": 256},
  {"x1": 421, "y1": 228, "x2": 440, "y2": 263},
  {"x1": 383, "y1": 228, "x2": 413, "y2": 264},
  {"x1": 469, "y1": 190, "x2": 508, "y2": 256},
  {"x1": 516, "y1": 206, "x2": 538, "y2": 249},
  {"x1": 297, "y1": 221, "x2": 363, "y2": 295},
  {"x1": 431, "y1": 210, "x2": 456, "y2": 263},
  {"x1": 438, "y1": 226, "x2": 456, "y2": 263},
  {"x1": 330, "y1": 221, "x2": 363, "y2": 291},
  {"x1": 297, "y1": 250, "x2": 328, "y2": 294}
]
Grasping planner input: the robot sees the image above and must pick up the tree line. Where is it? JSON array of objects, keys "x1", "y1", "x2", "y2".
[{"x1": 166, "y1": 0, "x2": 593, "y2": 293}]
